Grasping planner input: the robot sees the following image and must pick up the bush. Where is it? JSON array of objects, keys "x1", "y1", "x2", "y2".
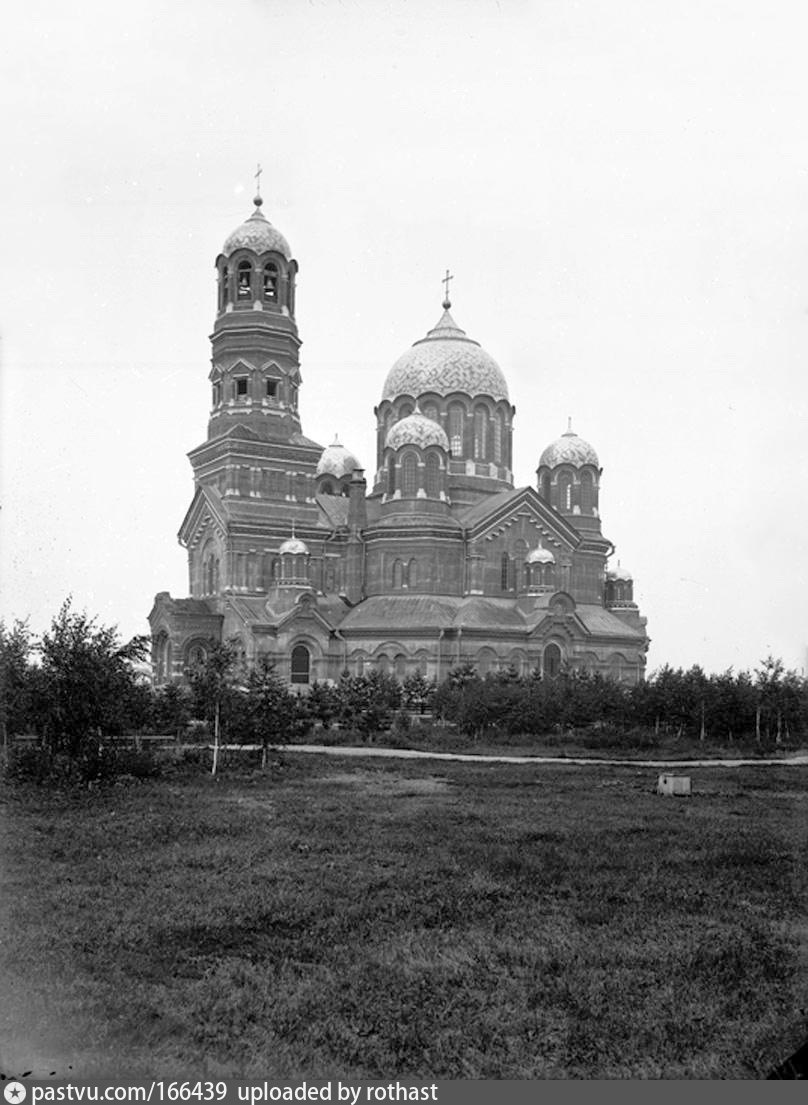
[{"x1": 4, "y1": 740, "x2": 162, "y2": 785}]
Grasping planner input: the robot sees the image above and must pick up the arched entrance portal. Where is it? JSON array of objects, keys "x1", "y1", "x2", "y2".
[
  {"x1": 290, "y1": 644, "x2": 311, "y2": 685},
  {"x1": 543, "y1": 643, "x2": 562, "y2": 679}
]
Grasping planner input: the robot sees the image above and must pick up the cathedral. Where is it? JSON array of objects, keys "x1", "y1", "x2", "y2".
[{"x1": 149, "y1": 194, "x2": 649, "y2": 687}]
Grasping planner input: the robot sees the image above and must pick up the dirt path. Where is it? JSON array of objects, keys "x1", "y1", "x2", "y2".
[{"x1": 276, "y1": 744, "x2": 808, "y2": 768}]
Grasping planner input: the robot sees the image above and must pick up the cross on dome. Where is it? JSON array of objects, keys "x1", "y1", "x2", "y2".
[{"x1": 442, "y1": 269, "x2": 454, "y2": 309}]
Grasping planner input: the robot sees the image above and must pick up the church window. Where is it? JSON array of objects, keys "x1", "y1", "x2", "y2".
[
  {"x1": 474, "y1": 407, "x2": 488, "y2": 460},
  {"x1": 539, "y1": 472, "x2": 551, "y2": 501},
  {"x1": 580, "y1": 471, "x2": 595, "y2": 514},
  {"x1": 235, "y1": 377, "x2": 248, "y2": 399},
  {"x1": 425, "y1": 453, "x2": 440, "y2": 498},
  {"x1": 266, "y1": 379, "x2": 278, "y2": 399},
  {"x1": 500, "y1": 551, "x2": 512, "y2": 592},
  {"x1": 291, "y1": 644, "x2": 311, "y2": 684},
  {"x1": 388, "y1": 456, "x2": 396, "y2": 494},
  {"x1": 449, "y1": 405, "x2": 464, "y2": 455},
  {"x1": 392, "y1": 559, "x2": 404, "y2": 589},
  {"x1": 219, "y1": 268, "x2": 229, "y2": 309},
  {"x1": 558, "y1": 474, "x2": 572, "y2": 511},
  {"x1": 398, "y1": 402, "x2": 413, "y2": 420},
  {"x1": 493, "y1": 414, "x2": 503, "y2": 463},
  {"x1": 401, "y1": 453, "x2": 418, "y2": 497},
  {"x1": 263, "y1": 263, "x2": 279, "y2": 301},
  {"x1": 237, "y1": 260, "x2": 252, "y2": 299},
  {"x1": 424, "y1": 403, "x2": 439, "y2": 422},
  {"x1": 320, "y1": 480, "x2": 334, "y2": 495},
  {"x1": 407, "y1": 558, "x2": 418, "y2": 588},
  {"x1": 212, "y1": 382, "x2": 221, "y2": 406},
  {"x1": 395, "y1": 653, "x2": 407, "y2": 680}
]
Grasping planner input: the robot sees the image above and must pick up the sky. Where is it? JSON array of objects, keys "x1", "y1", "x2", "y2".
[{"x1": 1, "y1": 0, "x2": 807, "y2": 676}]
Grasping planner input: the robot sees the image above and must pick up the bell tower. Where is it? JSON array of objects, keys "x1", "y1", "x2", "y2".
[
  {"x1": 207, "y1": 184, "x2": 302, "y2": 444},
  {"x1": 186, "y1": 185, "x2": 322, "y2": 504}
]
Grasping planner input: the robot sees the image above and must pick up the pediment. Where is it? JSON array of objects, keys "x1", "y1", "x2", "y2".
[
  {"x1": 275, "y1": 591, "x2": 338, "y2": 634},
  {"x1": 178, "y1": 484, "x2": 228, "y2": 549},
  {"x1": 464, "y1": 486, "x2": 580, "y2": 551}
]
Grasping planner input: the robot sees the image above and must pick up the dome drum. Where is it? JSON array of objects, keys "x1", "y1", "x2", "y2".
[{"x1": 605, "y1": 564, "x2": 635, "y2": 608}]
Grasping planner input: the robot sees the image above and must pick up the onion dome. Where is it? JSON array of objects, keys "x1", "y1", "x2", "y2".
[
  {"x1": 279, "y1": 536, "x2": 309, "y2": 556},
  {"x1": 606, "y1": 562, "x2": 632, "y2": 582},
  {"x1": 539, "y1": 423, "x2": 599, "y2": 469},
  {"x1": 385, "y1": 409, "x2": 450, "y2": 452},
  {"x1": 526, "y1": 545, "x2": 555, "y2": 565},
  {"x1": 222, "y1": 196, "x2": 292, "y2": 260},
  {"x1": 315, "y1": 436, "x2": 360, "y2": 479},
  {"x1": 382, "y1": 307, "x2": 509, "y2": 403}
]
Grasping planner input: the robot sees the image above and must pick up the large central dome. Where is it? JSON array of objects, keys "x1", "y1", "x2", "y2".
[{"x1": 382, "y1": 307, "x2": 509, "y2": 402}]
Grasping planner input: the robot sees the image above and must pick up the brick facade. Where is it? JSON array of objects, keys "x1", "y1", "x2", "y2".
[{"x1": 149, "y1": 200, "x2": 649, "y2": 686}]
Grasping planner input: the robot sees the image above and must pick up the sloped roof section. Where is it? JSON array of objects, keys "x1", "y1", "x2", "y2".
[
  {"x1": 316, "y1": 494, "x2": 350, "y2": 529},
  {"x1": 575, "y1": 605, "x2": 646, "y2": 639},
  {"x1": 452, "y1": 596, "x2": 526, "y2": 630},
  {"x1": 340, "y1": 595, "x2": 461, "y2": 632}
]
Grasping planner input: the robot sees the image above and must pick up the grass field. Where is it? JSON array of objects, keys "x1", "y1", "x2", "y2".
[{"x1": 2, "y1": 754, "x2": 807, "y2": 1079}]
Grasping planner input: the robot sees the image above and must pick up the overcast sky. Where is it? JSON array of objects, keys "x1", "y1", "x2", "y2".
[{"x1": 2, "y1": 0, "x2": 807, "y2": 676}]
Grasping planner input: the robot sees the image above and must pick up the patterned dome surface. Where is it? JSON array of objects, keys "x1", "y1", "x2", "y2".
[
  {"x1": 316, "y1": 437, "x2": 360, "y2": 479},
  {"x1": 222, "y1": 201, "x2": 292, "y2": 260},
  {"x1": 382, "y1": 308, "x2": 509, "y2": 403},
  {"x1": 526, "y1": 545, "x2": 555, "y2": 565},
  {"x1": 607, "y1": 563, "x2": 633, "y2": 582},
  {"x1": 279, "y1": 536, "x2": 309, "y2": 556},
  {"x1": 385, "y1": 411, "x2": 450, "y2": 452},
  {"x1": 539, "y1": 429, "x2": 599, "y2": 469}
]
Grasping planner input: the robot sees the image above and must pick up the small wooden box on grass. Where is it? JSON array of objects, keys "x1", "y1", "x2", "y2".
[{"x1": 657, "y1": 774, "x2": 691, "y2": 797}]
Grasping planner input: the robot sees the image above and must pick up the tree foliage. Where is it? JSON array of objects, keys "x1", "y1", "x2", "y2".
[{"x1": 35, "y1": 600, "x2": 149, "y2": 756}]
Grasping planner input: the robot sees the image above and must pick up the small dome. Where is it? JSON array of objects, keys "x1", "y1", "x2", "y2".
[
  {"x1": 539, "y1": 426, "x2": 599, "y2": 469},
  {"x1": 607, "y1": 562, "x2": 632, "y2": 582},
  {"x1": 316, "y1": 436, "x2": 360, "y2": 479},
  {"x1": 222, "y1": 201, "x2": 292, "y2": 260},
  {"x1": 526, "y1": 545, "x2": 555, "y2": 565},
  {"x1": 279, "y1": 536, "x2": 309, "y2": 556},
  {"x1": 382, "y1": 307, "x2": 509, "y2": 403},
  {"x1": 385, "y1": 410, "x2": 450, "y2": 452}
]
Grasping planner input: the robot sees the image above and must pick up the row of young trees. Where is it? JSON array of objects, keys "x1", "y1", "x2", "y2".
[{"x1": 2, "y1": 604, "x2": 807, "y2": 770}]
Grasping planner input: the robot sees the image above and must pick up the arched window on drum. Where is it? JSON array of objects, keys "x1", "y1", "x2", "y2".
[
  {"x1": 580, "y1": 470, "x2": 595, "y2": 514},
  {"x1": 448, "y1": 404, "x2": 464, "y2": 456},
  {"x1": 473, "y1": 406, "x2": 488, "y2": 461},
  {"x1": 425, "y1": 453, "x2": 440, "y2": 498},
  {"x1": 401, "y1": 452, "x2": 418, "y2": 498}
]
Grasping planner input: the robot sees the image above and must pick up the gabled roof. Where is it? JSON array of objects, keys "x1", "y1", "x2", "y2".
[
  {"x1": 456, "y1": 485, "x2": 581, "y2": 548},
  {"x1": 178, "y1": 484, "x2": 229, "y2": 547}
]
